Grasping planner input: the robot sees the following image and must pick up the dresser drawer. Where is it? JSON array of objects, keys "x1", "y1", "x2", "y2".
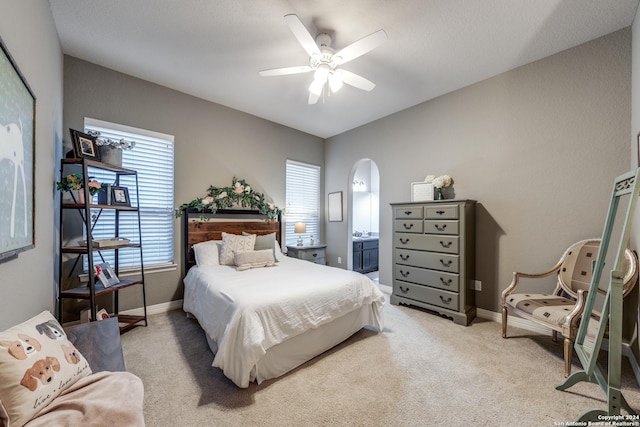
[
  {"x1": 394, "y1": 249, "x2": 459, "y2": 273},
  {"x1": 309, "y1": 257, "x2": 326, "y2": 265},
  {"x1": 297, "y1": 248, "x2": 325, "y2": 261},
  {"x1": 394, "y1": 233, "x2": 459, "y2": 254},
  {"x1": 425, "y1": 204, "x2": 459, "y2": 219},
  {"x1": 394, "y1": 281, "x2": 459, "y2": 311},
  {"x1": 394, "y1": 220, "x2": 424, "y2": 233},
  {"x1": 394, "y1": 265, "x2": 460, "y2": 292},
  {"x1": 394, "y1": 206, "x2": 423, "y2": 219},
  {"x1": 424, "y1": 220, "x2": 459, "y2": 235}
]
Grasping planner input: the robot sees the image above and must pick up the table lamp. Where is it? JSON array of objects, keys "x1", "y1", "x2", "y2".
[{"x1": 294, "y1": 222, "x2": 306, "y2": 246}]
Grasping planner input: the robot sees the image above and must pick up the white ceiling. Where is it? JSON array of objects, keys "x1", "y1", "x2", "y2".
[{"x1": 49, "y1": 0, "x2": 639, "y2": 139}]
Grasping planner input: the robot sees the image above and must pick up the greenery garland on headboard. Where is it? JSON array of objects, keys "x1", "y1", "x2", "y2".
[{"x1": 175, "y1": 177, "x2": 283, "y2": 221}]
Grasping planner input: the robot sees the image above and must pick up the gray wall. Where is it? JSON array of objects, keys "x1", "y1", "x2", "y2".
[
  {"x1": 63, "y1": 57, "x2": 324, "y2": 310},
  {"x1": 0, "y1": 1, "x2": 63, "y2": 330},
  {"x1": 325, "y1": 29, "x2": 631, "y2": 314}
]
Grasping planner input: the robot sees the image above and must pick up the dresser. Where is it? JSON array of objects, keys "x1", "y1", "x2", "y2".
[
  {"x1": 286, "y1": 244, "x2": 327, "y2": 265},
  {"x1": 390, "y1": 200, "x2": 476, "y2": 326}
]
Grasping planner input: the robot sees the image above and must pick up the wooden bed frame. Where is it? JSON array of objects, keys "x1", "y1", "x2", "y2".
[{"x1": 181, "y1": 208, "x2": 281, "y2": 271}]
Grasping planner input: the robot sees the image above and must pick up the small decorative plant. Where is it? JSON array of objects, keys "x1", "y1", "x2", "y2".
[
  {"x1": 56, "y1": 173, "x2": 104, "y2": 195},
  {"x1": 425, "y1": 174, "x2": 453, "y2": 200},
  {"x1": 87, "y1": 130, "x2": 136, "y2": 150},
  {"x1": 176, "y1": 177, "x2": 283, "y2": 221}
]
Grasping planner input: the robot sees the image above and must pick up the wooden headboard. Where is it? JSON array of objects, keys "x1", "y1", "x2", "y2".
[{"x1": 181, "y1": 208, "x2": 281, "y2": 271}]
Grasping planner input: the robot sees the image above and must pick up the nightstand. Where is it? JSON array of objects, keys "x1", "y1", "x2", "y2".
[{"x1": 286, "y1": 244, "x2": 327, "y2": 265}]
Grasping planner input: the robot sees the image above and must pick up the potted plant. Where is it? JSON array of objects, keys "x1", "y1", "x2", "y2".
[{"x1": 56, "y1": 173, "x2": 104, "y2": 204}]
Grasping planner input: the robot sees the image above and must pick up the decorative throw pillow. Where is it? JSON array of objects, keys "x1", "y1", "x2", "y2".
[
  {"x1": 234, "y1": 249, "x2": 276, "y2": 271},
  {"x1": 0, "y1": 311, "x2": 92, "y2": 427},
  {"x1": 219, "y1": 232, "x2": 256, "y2": 266},
  {"x1": 193, "y1": 240, "x2": 222, "y2": 266},
  {"x1": 242, "y1": 232, "x2": 279, "y2": 262}
]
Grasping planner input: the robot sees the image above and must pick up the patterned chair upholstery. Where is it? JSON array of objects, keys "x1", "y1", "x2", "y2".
[{"x1": 500, "y1": 239, "x2": 638, "y2": 377}]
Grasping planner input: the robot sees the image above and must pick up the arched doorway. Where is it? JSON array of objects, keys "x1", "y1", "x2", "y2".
[{"x1": 348, "y1": 159, "x2": 380, "y2": 278}]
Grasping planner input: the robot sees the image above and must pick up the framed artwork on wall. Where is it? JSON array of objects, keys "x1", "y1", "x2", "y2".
[
  {"x1": 0, "y1": 36, "x2": 35, "y2": 261},
  {"x1": 328, "y1": 191, "x2": 343, "y2": 222},
  {"x1": 637, "y1": 131, "x2": 640, "y2": 167}
]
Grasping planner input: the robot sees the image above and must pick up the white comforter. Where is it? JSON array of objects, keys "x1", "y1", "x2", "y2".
[{"x1": 183, "y1": 256, "x2": 385, "y2": 387}]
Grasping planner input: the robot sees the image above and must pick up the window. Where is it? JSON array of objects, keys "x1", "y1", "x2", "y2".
[
  {"x1": 84, "y1": 118, "x2": 175, "y2": 270},
  {"x1": 285, "y1": 160, "x2": 320, "y2": 246}
]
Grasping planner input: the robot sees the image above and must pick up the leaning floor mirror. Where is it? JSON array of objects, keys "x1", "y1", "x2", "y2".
[{"x1": 556, "y1": 168, "x2": 640, "y2": 420}]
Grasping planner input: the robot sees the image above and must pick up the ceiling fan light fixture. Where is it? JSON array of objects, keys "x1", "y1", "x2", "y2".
[{"x1": 313, "y1": 65, "x2": 330, "y2": 83}]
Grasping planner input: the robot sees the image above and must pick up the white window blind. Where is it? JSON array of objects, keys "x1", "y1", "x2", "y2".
[
  {"x1": 285, "y1": 160, "x2": 320, "y2": 246},
  {"x1": 84, "y1": 118, "x2": 175, "y2": 270}
]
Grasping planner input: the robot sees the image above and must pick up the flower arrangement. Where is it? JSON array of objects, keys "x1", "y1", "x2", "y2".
[
  {"x1": 175, "y1": 177, "x2": 283, "y2": 221},
  {"x1": 87, "y1": 130, "x2": 136, "y2": 150},
  {"x1": 56, "y1": 173, "x2": 104, "y2": 195},
  {"x1": 425, "y1": 174, "x2": 453, "y2": 200}
]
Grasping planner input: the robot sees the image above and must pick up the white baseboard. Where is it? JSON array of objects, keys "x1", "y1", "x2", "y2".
[
  {"x1": 120, "y1": 299, "x2": 183, "y2": 317},
  {"x1": 477, "y1": 308, "x2": 640, "y2": 386}
]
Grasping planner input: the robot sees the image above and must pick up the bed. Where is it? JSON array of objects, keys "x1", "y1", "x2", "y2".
[{"x1": 181, "y1": 209, "x2": 385, "y2": 388}]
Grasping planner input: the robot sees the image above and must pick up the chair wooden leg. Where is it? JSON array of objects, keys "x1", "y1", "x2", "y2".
[
  {"x1": 552, "y1": 330, "x2": 558, "y2": 342},
  {"x1": 563, "y1": 338, "x2": 572, "y2": 377},
  {"x1": 501, "y1": 307, "x2": 507, "y2": 338}
]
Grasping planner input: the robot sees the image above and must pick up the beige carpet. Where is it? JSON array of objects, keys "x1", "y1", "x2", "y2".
[{"x1": 121, "y1": 286, "x2": 640, "y2": 426}]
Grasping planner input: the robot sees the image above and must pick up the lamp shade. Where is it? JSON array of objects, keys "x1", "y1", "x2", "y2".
[{"x1": 294, "y1": 222, "x2": 306, "y2": 233}]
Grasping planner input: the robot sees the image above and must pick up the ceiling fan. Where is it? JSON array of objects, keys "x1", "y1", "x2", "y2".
[{"x1": 259, "y1": 14, "x2": 387, "y2": 104}]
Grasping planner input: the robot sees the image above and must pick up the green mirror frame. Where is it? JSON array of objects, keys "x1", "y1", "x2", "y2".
[{"x1": 556, "y1": 168, "x2": 640, "y2": 420}]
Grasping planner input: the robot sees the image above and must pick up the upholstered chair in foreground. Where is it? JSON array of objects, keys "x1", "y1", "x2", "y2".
[{"x1": 500, "y1": 239, "x2": 638, "y2": 377}]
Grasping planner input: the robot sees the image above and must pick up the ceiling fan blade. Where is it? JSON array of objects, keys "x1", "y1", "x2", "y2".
[
  {"x1": 308, "y1": 91, "x2": 320, "y2": 104},
  {"x1": 284, "y1": 14, "x2": 321, "y2": 58},
  {"x1": 340, "y1": 70, "x2": 376, "y2": 91},
  {"x1": 259, "y1": 65, "x2": 313, "y2": 77},
  {"x1": 332, "y1": 29, "x2": 387, "y2": 65}
]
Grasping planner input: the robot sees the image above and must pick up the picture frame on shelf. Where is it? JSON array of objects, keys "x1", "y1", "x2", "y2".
[
  {"x1": 94, "y1": 262, "x2": 119, "y2": 287},
  {"x1": 70, "y1": 128, "x2": 101, "y2": 161},
  {"x1": 111, "y1": 186, "x2": 130, "y2": 206},
  {"x1": 0, "y1": 36, "x2": 36, "y2": 261}
]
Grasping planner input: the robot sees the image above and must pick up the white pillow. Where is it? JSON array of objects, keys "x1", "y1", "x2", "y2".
[
  {"x1": 274, "y1": 241, "x2": 285, "y2": 262},
  {"x1": 234, "y1": 249, "x2": 276, "y2": 271},
  {"x1": 193, "y1": 240, "x2": 221, "y2": 266},
  {"x1": 219, "y1": 232, "x2": 256, "y2": 266}
]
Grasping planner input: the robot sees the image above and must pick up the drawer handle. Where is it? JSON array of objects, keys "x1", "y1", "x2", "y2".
[
  {"x1": 440, "y1": 241, "x2": 452, "y2": 248},
  {"x1": 399, "y1": 286, "x2": 409, "y2": 294},
  {"x1": 400, "y1": 270, "x2": 410, "y2": 278},
  {"x1": 403, "y1": 223, "x2": 414, "y2": 230},
  {"x1": 440, "y1": 278, "x2": 452, "y2": 286},
  {"x1": 435, "y1": 224, "x2": 447, "y2": 231},
  {"x1": 312, "y1": 253, "x2": 318, "y2": 257},
  {"x1": 440, "y1": 296, "x2": 452, "y2": 305},
  {"x1": 400, "y1": 254, "x2": 410, "y2": 261},
  {"x1": 400, "y1": 238, "x2": 410, "y2": 245},
  {"x1": 404, "y1": 210, "x2": 412, "y2": 215},
  {"x1": 440, "y1": 259, "x2": 452, "y2": 267},
  {"x1": 436, "y1": 210, "x2": 445, "y2": 215}
]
